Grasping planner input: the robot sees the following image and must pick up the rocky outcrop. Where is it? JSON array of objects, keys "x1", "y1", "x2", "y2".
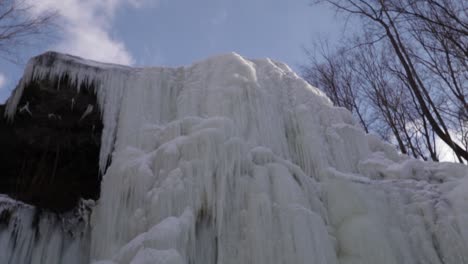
[{"x1": 0, "y1": 75, "x2": 102, "y2": 212}]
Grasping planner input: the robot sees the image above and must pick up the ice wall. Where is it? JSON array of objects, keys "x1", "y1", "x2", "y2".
[
  {"x1": 4, "y1": 51, "x2": 468, "y2": 264},
  {"x1": 0, "y1": 196, "x2": 92, "y2": 264}
]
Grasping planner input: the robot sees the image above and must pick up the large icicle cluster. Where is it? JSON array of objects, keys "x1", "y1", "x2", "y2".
[
  {"x1": 3, "y1": 51, "x2": 468, "y2": 264},
  {"x1": 0, "y1": 196, "x2": 92, "y2": 264}
]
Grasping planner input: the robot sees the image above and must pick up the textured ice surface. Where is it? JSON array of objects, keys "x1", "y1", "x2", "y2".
[
  {"x1": 0, "y1": 196, "x2": 92, "y2": 264},
  {"x1": 2, "y1": 51, "x2": 468, "y2": 264}
]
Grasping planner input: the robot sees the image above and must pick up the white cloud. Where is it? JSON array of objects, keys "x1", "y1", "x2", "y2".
[
  {"x1": 57, "y1": 25, "x2": 134, "y2": 65},
  {"x1": 127, "y1": 0, "x2": 159, "y2": 8},
  {"x1": 436, "y1": 134, "x2": 466, "y2": 163},
  {"x1": 0, "y1": 73, "x2": 6, "y2": 90},
  {"x1": 24, "y1": 0, "x2": 152, "y2": 65}
]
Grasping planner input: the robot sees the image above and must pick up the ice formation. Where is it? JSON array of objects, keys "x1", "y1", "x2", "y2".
[
  {"x1": 1, "y1": 51, "x2": 467, "y2": 264},
  {"x1": 0, "y1": 195, "x2": 92, "y2": 264}
]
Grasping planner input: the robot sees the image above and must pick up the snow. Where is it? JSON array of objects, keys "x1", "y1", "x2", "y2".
[{"x1": 2, "y1": 51, "x2": 468, "y2": 264}]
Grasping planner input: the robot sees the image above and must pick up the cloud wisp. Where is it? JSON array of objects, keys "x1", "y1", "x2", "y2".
[{"x1": 25, "y1": 0, "x2": 152, "y2": 65}]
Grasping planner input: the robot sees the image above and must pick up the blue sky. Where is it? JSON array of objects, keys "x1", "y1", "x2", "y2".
[{"x1": 0, "y1": 0, "x2": 345, "y2": 102}]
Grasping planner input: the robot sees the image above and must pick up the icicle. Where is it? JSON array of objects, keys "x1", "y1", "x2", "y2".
[
  {"x1": 47, "y1": 113, "x2": 60, "y2": 120},
  {"x1": 79, "y1": 104, "x2": 94, "y2": 121},
  {"x1": 18, "y1": 101, "x2": 32, "y2": 116},
  {"x1": 0, "y1": 196, "x2": 92, "y2": 264}
]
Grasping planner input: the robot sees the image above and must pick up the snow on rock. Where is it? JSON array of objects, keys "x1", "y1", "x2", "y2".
[{"x1": 3, "y1": 51, "x2": 468, "y2": 264}]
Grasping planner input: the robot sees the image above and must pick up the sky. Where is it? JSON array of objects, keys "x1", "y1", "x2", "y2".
[{"x1": 0, "y1": 0, "x2": 345, "y2": 102}]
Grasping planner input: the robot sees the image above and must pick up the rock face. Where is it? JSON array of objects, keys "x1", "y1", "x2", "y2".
[{"x1": 0, "y1": 75, "x2": 102, "y2": 212}]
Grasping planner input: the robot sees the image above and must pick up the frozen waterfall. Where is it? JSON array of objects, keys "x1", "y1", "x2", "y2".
[{"x1": 1, "y1": 51, "x2": 467, "y2": 264}]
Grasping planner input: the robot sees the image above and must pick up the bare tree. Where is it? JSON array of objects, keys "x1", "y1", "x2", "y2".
[
  {"x1": 302, "y1": 41, "x2": 372, "y2": 133},
  {"x1": 303, "y1": 37, "x2": 440, "y2": 161},
  {"x1": 401, "y1": 0, "x2": 468, "y2": 157},
  {"x1": 352, "y1": 40, "x2": 439, "y2": 160},
  {"x1": 0, "y1": 0, "x2": 56, "y2": 63},
  {"x1": 307, "y1": 0, "x2": 467, "y2": 162}
]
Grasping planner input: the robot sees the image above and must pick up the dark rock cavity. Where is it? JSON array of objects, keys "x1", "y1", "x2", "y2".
[{"x1": 0, "y1": 76, "x2": 102, "y2": 212}]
